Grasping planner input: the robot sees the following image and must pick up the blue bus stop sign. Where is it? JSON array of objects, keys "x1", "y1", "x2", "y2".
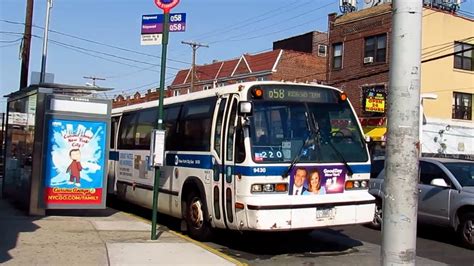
[{"x1": 154, "y1": 0, "x2": 179, "y2": 13}]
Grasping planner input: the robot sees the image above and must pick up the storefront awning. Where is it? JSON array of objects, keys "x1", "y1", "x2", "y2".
[{"x1": 364, "y1": 127, "x2": 387, "y2": 141}]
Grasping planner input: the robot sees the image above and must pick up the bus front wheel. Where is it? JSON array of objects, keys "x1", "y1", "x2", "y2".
[{"x1": 185, "y1": 190, "x2": 212, "y2": 241}]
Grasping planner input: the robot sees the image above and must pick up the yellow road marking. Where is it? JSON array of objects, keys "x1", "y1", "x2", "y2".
[{"x1": 120, "y1": 211, "x2": 247, "y2": 266}]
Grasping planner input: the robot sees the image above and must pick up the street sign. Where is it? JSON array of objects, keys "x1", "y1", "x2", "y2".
[
  {"x1": 141, "y1": 34, "x2": 163, "y2": 45},
  {"x1": 154, "y1": 0, "x2": 179, "y2": 12},
  {"x1": 141, "y1": 13, "x2": 186, "y2": 34},
  {"x1": 168, "y1": 13, "x2": 186, "y2": 32}
]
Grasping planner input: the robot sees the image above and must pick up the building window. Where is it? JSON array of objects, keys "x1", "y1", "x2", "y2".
[
  {"x1": 454, "y1": 42, "x2": 473, "y2": 71},
  {"x1": 332, "y1": 43, "x2": 343, "y2": 69},
  {"x1": 452, "y1": 92, "x2": 472, "y2": 120},
  {"x1": 218, "y1": 82, "x2": 226, "y2": 87},
  {"x1": 318, "y1": 44, "x2": 327, "y2": 57},
  {"x1": 237, "y1": 79, "x2": 245, "y2": 83},
  {"x1": 203, "y1": 85, "x2": 212, "y2": 90},
  {"x1": 173, "y1": 90, "x2": 180, "y2": 97},
  {"x1": 364, "y1": 34, "x2": 387, "y2": 63},
  {"x1": 256, "y1": 76, "x2": 267, "y2": 81}
]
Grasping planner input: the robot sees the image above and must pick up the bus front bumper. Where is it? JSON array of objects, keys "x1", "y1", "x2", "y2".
[{"x1": 236, "y1": 195, "x2": 376, "y2": 231}]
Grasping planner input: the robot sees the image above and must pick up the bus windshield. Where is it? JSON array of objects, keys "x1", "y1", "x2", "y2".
[{"x1": 249, "y1": 87, "x2": 368, "y2": 164}]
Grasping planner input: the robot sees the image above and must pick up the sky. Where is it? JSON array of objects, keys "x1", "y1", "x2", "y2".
[{"x1": 0, "y1": 0, "x2": 473, "y2": 113}]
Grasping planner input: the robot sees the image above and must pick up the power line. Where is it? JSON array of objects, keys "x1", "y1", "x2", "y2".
[
  {"x1": 0, "y1": 42, "x2": 20, "y2": 48},
  {"x1": 193, "y1": 0, "x2": 314, "y2": 42},
  {"x1": 0, "y1": 37, "x2": 22, "y2": 43},
  {"x1": 209, "y1": 1, "x2": 335, "y2": 44},
  {"x1": 422, "y1": 46, "x2": 474, "y2": 63},
  {"x1": 0, "y1": 19, "x2": 191, "y2": 65}
]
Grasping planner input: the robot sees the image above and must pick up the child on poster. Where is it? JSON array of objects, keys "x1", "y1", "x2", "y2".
[{"x1": 67, "y1": 148, "x2": 83, "y2": 187}]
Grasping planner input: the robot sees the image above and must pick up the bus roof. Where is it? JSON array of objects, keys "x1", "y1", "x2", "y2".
[{"x1": 112, "y1": 81, "x2": 342, "y2": 114}]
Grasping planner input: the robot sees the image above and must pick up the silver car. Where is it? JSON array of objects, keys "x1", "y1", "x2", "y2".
[{"x1": 368, "y1": 157, "x2": 474, "y2": 249}]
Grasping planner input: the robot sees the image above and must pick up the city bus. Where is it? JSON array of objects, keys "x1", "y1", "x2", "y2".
[{"x1": 108, "y1": 81, "x2": 375, "y2": 240}]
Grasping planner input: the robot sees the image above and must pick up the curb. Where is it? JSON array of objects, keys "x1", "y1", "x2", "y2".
[{"x1": 120, "y1": 210, "x2": 247, "y2": 266}]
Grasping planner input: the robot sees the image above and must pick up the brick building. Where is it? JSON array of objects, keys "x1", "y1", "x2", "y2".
[
  {"x1": 327, "y1": 4, "x2": 392, "y2": 133},
  {"x1": 113, "y1": 31, "x2": 328, "y2": 108},
  {"x1": 326, "y1": 3, "x2": 474, "y2": 158},
  {"x1": 273, "y1": 31, "x2": 328, "y2": 58},
  {"x1": 168, "y1": 47, "x2": 327, "y2": 96}
]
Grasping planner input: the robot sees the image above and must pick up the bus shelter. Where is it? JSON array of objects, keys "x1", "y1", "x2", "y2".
[{"x1": 2, "y1": 83, "x2": 112, "y2": 215}]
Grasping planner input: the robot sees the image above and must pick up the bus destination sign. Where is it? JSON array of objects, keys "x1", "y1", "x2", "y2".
[{"x1": 256, "y1": 86, "x2": 337, "y2": 103}]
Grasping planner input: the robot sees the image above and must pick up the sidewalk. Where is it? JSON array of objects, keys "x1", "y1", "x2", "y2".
[
  {"x1": 0, "y1": 198, "x2": 239, "y2": 265},
  {"x1": 0, "y1": 196, "x2": 446, "y2": 266}
]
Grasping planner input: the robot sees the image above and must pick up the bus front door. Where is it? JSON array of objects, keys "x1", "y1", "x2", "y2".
[{"x1": 220, "y1": 95, "x2": 239, "y2": 230}]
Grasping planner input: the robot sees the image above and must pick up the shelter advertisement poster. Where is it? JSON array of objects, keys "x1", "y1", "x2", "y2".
[
  {"x1": 288, "y1": 166, "x2": 346, "y2": 195},
  {"x1": 44, "y1": 119, "x2": 106, "y2": 206}
]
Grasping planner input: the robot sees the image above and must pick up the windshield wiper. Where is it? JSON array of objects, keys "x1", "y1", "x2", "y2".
[
  {"x1": 281, "y1": 104, "x2": 319, "y2": 178},
  {"x1": 312, "y1": 111, "x2": 354, "y2": 177}
]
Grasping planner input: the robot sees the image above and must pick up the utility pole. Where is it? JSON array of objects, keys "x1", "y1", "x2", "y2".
[
  {"x1": 83, "y1": 76, "x2": 106, "y2": 87},
  {"x1": 181, "y1": 41, "x2": 208, "y2": 93},
  {"x1": 19, "y1": 0, "x2": 34, "y2": 89},
  {"x1": 382, "y1": 0, "x2": 422, "y2": 265},
  {"x1": 40, "y1": 0, "x2": 53, "y2": 84}
]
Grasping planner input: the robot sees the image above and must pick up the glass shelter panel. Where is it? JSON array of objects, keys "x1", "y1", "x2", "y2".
[{"x1": 4, "y1": 94, "x2": 37, "y2": 205}]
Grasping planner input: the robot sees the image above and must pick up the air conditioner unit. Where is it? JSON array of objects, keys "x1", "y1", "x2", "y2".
[{"x1": 364, "y1": 57, "x2": 374, "y2": 64}]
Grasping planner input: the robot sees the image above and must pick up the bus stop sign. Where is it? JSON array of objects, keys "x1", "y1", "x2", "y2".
[{"x1": 154, "y1": 0, "x2": 179, "y2": 13}]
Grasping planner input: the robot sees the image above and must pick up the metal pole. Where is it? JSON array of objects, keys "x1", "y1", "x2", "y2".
[
  {"x1": 382, "y1": 0, "x2": 422, "y2": 265},
  {"x1": 40, "y1": 0, "x2": 52, "y2": 84},
  {"x1": 151, "y1": 10, "x2": 169, "y2": 241},
  {"x1": 181, "y1": 41, "x2": 209, "y2": 93},
  {"x1": 20, "y1": 0, "x2": 34, "y2": 89}
]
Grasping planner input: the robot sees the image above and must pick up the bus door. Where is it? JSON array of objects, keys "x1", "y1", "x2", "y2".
[{"x1": 221, "y1": 95, "x2": 240, "y2": 230}]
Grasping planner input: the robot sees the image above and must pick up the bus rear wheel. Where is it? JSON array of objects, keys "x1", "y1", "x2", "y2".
[{"x1": 185, "y1": 191, "x2": 212, "y2": 241}]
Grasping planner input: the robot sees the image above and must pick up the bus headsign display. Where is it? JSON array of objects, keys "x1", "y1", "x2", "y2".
[{"x1": 251, "y1": 85, "x2": 339, "y2": 103}]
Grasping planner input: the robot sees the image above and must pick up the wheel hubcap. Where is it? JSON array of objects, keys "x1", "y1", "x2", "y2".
[
  {"x1": 464, "y1": 219, "x2": 473, "y2": 244},
  {"x1": 190, "y1": 199, "x2": 203, "y2": 229}
]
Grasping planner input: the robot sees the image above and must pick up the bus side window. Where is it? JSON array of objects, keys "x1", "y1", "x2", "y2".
[
  {"x1": 118, "y1": 112, "x2": 138, "y2": 150},
  {"x1": 110, "y1": 116, "x2": 119, "y2": 149},
  {"x1": 178, "y1": 99, "x2": 216, "y2": 151},
  {"x1": 164, "y1": 105, "x2": 181, "y2": 151},
  {"x1": 135, "y1": 109, "x2": 158, "y2": 150}
]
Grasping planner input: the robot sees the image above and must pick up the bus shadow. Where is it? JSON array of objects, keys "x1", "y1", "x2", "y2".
[{"x1": 208, "y1": 227, "x2": 363, "y2": 260}]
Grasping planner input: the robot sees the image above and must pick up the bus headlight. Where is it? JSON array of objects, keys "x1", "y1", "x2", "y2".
[
  {"x1": 251, "y1": 183, "x2": 288, "y2": 193},
  {"x1": 345, "y1": 180, "x2": 369, "y2": 190},
  {"x1": 263, "y1": 184, "x2": 274, "y2": 192},
  {"x1": 251, "y1": 184, "x2": 263, "y2": 192}
]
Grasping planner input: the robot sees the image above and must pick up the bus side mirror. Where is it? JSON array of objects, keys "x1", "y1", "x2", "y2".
[{"x1": 238, "y1": 101, "x2": 253, "y2": 117}]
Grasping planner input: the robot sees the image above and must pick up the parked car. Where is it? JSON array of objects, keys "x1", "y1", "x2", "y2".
[{"x1": 369, "y1": 157, "x2": 474, "y2": 249}]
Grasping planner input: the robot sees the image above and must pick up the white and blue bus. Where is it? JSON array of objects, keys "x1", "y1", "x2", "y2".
[{"x1": 108, "y1": 81, "x2": 375, "y2": 240}]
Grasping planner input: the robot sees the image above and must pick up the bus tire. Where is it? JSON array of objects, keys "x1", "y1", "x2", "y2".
[{"x1": 185, "y1": 190, "x2": 212, "y2": 241}]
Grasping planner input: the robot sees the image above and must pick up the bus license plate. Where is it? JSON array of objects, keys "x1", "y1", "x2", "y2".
[{"x1": 316, "y1": 207, "x2": 335, "y2": 219}]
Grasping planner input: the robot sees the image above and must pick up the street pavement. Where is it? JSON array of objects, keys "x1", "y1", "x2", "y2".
[
  {"x1": 0, "y1": 198, "x2": 239, "y2": 265},
  {"x1": 0, "y1": 193, "x2": 452, "y2": 266}
]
